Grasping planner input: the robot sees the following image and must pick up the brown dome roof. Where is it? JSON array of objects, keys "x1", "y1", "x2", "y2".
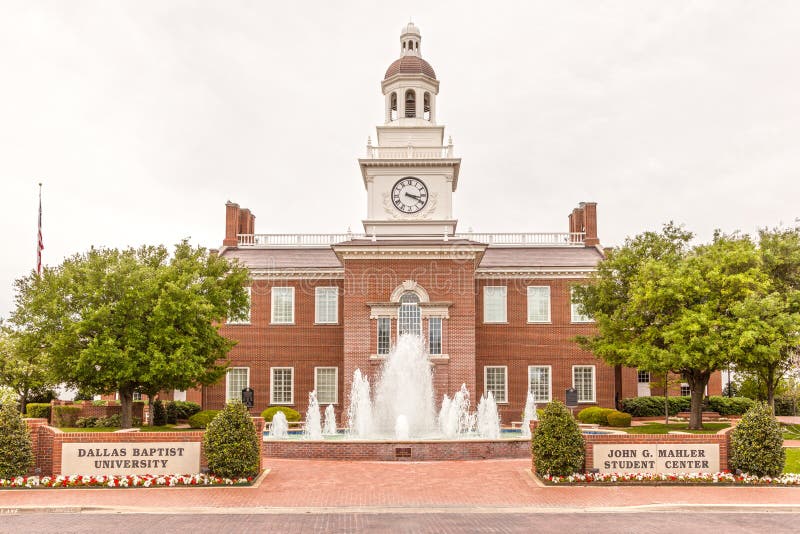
[{"x1": 384, "y1": 56, "x2": 436, "y2": 79}]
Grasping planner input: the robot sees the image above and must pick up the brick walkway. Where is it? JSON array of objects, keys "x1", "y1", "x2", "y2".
[{"x1": 1, "y1": 459, "x2": 800, "y2": 511}]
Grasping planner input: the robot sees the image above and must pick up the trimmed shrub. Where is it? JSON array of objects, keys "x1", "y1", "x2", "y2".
[
  {"x1": 152, "y1": 400, "x2": 166, "y2": 426},
  {"x1": 606, "y1": 411, "x2": 632, "y2": 427},
  {"x1": 25, "y1": 403, "x2": 51, "y2": 420},
  {"x1": 619, "y1": 396, "x2": 692, "y2": 417},
  {"x1": 576, "y1": 407, "x2": 615, "y2": 425},
  {"x1": 729, "y1": 402, "x2": 785, "y2": 477},
  {"x1": 172, "y1": 401, "x2": 202, "y2": 420},
  {"x1": 0, "y1": 403, "x2": 34, "y2": 479},
  {"x1": 91, "y1": 400, "x2": 107, "y2": 406},
  {"x1": 166, "y1": 402, "x2": 178, "y2": 424},
  {"x1": 52, "y1": 405, "x2": 81, "y2": 427},
  {"x1": 532, "y1": 401, "x2": 585, "y2": 476},
  {"x1": 188, "y1": 410, "x2": 220, "y2": 429},
  {"x1": 203, "y1": 401, "x2": 260, "y2": 478},
  {"x1": 97, "y1": 414, "x2": 121, "y2": 427},
  {"x1": 261, "y1": 406, "x2": 301, "y2": 423},
  {"x1": 707, "y1": 396, "x2": 755, "y2": 416}
]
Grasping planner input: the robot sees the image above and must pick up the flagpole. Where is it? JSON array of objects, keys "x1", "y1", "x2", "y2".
[{"x1": 37, "y1": 182, "x2": 43, "y2": 276}]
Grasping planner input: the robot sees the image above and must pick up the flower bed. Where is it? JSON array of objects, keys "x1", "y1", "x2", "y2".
[
  {"x1": 0, "y1": 473, "x2": 254, "y2": 489},
  {"x1": 541, "y1": 472, "x2": 800, "y2": 486}
]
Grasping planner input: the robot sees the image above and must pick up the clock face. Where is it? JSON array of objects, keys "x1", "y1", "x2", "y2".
[{"x1": 392, "y1": 177, "x2": 429, "y2": 213}]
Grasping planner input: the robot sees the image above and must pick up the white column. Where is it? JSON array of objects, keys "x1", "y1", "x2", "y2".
[{"x1": 416, "y1": 88, "x2": 424, "y2": 119}]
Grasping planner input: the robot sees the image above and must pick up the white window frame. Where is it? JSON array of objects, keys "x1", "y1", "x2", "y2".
[
  {"x1": 526, "y1": 286, "x2": 551, "y2": 323},
  {"x1": 377, "y1": 317, "x2": 391, "y2": 355},
  {"x1": 226, "y1": 367, "x2": 250, "y2": 404},
  {"x1": 637, "y1": 370, "x2": 651, "y2": 384},
  {"x1": 484, "y1": 365, "x2": 508, "y2": 404},
  {"x1": 428, "y1": 317, "x2": 442, "y2": 355},
  {"x1": 483, "y1": 286, "x2": 507, "y2": 323},
  {"x1": 314, "y1": 286, "x2": 338, "y2": 324},
  {"x1": 228, "y1": 286, "x2": 251, "y2": 325},
  {"x1": 271, "y1": 287, "x2": 295, "y2": 325},
  {"x1": 572, "y1": 365, "x2": 596, "y2": 403},
  {"x1": 314, "y1": 367, "x2": 338, "y2": 405},
  {"x1": 527, "y1": 365, "x2": 552, "y2": 403},
  {"x1": 570, "y1": 286, "x2": 593, "y2": 323},
  {"x1": 270, "y1": 367, "x2": 294, "y2": 405}
]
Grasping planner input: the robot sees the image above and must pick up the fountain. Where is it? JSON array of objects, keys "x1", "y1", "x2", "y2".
[
  {"x1": 262, "y1": 334, "x2": 614, "y2": 459},
  {"x1": 521, "y1": 392, "x2": 537, "y2": 438},
  {"x1": 476, "y1": 392, "x2": 500, "y2": 439},
  {"x1": 304, "y1": 390, "x2": 322, "y2": 439},
  {"x1": 323, "y1": 404, "x2": 337, "y2": 435},
  {"x1": 271, "y1": 411, "x2": 289, "y2": 439}
]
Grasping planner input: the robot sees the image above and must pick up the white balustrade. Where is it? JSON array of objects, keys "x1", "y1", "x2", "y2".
[
  {"x1": 365, "y1": 145, "x2": 454, "y2": 159},
  {"x1": 237, "y1": 232, "x2": 585, "y2": 247}
]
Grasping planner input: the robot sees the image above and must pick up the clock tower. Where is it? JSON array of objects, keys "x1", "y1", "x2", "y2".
[{"x1": 359, "y1": 23, "x2": 461, "y2": 238}]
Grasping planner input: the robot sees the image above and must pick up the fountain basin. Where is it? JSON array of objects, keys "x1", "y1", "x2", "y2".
[{"x1": 262, "y1": 436, "x2": 531, "y2": 461}]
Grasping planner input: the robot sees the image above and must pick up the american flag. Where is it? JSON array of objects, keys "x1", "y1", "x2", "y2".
[{"x1": 37, "y1": 183, "x2": 44, "y2": 275}]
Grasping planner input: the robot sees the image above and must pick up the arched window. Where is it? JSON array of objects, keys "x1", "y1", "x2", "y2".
[
  {"x1": 405, "y1": 89, "x2": 416, "y2": 118},
  {"x1": 398, "y1": 292, "x2": 421, "y2": 336},
  {"x1": 390, "y1": 92, "x2": 398, "y2": 121},
  {"x1": 423, "y1": 92, "x2": 431, "y2": 121}
]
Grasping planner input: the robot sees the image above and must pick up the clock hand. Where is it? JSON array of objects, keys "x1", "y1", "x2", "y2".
[{"x1": 405, "y1": 192, "x2": 421, "y2": 200}]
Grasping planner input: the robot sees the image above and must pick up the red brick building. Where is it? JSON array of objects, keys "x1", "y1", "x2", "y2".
[{"x1": 201, "y1": 24, "x2": 719, "y2": 423}]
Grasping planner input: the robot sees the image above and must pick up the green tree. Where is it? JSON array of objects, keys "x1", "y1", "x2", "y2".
[
  {"x1": 576, "y1": 227, "x2": 769, "y2": 429},
  {"x1": 729, "y1": 402, "x2": 785, "y2": 477},
  {"x1": 0, "y1": 327, "x2": 56, "y2": 414},
  {"x1": 0, "y1": 402, "x2": 34, "y2": 479},
  {"x1": 731, "y1": 228, "x2": 800, "y2": 410},
  {"x1": 10, "y1": 241, "x2": 249, "y2": 428},
  {"x1": 532, "y1": 401, "x2": 585, "y2": 476}
]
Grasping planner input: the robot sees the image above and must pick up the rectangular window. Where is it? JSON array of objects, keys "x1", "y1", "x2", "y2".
[
  {"x1": 484, "y1": 366, "x2": 508, "y2": 403},
  {"x1": 377, "y1": 318, "x2": 391, "y2": 355},
  {"x1": 637, "y1": 370, "x2": 651, "y2": 384},
  {"x1": 570, "y1": 287, "x2": 593, "y2": 323},
  {"x1": 528, "y1": 365, "x2": 552, "y2": 403},
  {"x1": 527, "y1": 286, "x2": 551, "y2": 323},
  {"x1": 132, "y1": 391, "x2": 142, "y2": 401},
  {"x1": 680, "y1": 383, "x2": 691, "y2": 396},
  {"x1": 226, "y1": 367, "x2": 250, "y2": 404},
  {"x1": 228, "y1": 287, "x2": 251, "y2": 324},
  {"x1": 271, "y1": 287, "x2": 294, "y2": 324},
  {"x1": 428, "y1": 317, "x2": 442, "y2": 355},
  {"x1": 315, "y1": 286, "x2": 338, "y2": 324},
  {"x1": 315, "y1": 367, "x2": 338, "y2": 405},
  {"x1": 483, "y1": 286, "x2": 507, "y2": 323},
  {"x1": 572, "y1": 365, "x2": 596, "y2": 403},
  {"x1": 271, "y1": 367, "x2": 294, "y2": 404}
]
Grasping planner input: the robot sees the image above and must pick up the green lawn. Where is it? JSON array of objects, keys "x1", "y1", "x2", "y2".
[
  {"x1": 782, "y1": 424, "x2": 800, "y2": 441},
  {"x1": 785, "y1": 448, "x2": 800, "y2": 473},
  {"x1": 137, "y1": 425, "x2": 196, "y2": 432},
  {"x1": 620, "y1": 422, "x2": 730, "y2": 435}
]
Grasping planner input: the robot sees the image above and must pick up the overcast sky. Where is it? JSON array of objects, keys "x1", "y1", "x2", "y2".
[{"x1": 1, "y1": 1, "x2": 799, "y2": 318}]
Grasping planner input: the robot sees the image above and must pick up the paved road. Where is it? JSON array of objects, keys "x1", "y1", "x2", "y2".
[{"x1": 2, "y1": 511, "x2": 800, "y2": 533}]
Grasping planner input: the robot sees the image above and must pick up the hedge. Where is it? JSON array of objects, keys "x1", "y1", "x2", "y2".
[
  {"x1": 606, "y1": 411, "x2": 632, "y2": 427},
  {"x1": 618, "y1": 396, "x2": 754, "y2": 417},
  {"x1": 576, "y1": 407, "x2": 615, "y2": 425},
  {"x1": 25, "y1": 403, "x2": 51, "y2": 420},
  {"x1": 775, "y1": 397, "x2": 799, "y2": 417},
  {"x1": 261, "y1": 406, "x2": 301, "y2": 423},
  {"x1": 188, "y1": 410, "x2": 221, "y2": 429},
  {"x1": 0, "y1": 403, "x2": 34, "y2": 479},
  {"x1": 52, "y1": 406, "x2": 81, "y2": 427},
  {"x1": 172, "y1": 401, "x2": 202, "y2": 420}
]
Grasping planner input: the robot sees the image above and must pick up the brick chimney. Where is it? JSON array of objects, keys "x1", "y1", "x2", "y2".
[
  {"x1": 568, "y1": 202, "x2": 599, "y2": 247},
  {"x1": 223, "y1": 201, "x2": 256, "y2": 247}
]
